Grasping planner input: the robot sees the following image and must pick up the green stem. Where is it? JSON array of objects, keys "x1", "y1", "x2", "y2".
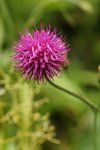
[
  {"x1": 93, "y1": 112, "x2": 98, "y2": 150},
  {"x1": 46, "y1": 77, "x2": 100, "y2": 112},
  {"x1": 93, "y1": 69, "x2": 100, "y2": 150}
]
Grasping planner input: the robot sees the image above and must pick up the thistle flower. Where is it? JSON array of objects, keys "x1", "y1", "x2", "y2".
[{"x1": 13, "y1": 26, "x2": 70, "y2": 81}]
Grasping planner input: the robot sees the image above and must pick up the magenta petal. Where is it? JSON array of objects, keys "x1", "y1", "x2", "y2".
[{"x1": 13, "y1": 26, "x2": 70, "y2": 82}]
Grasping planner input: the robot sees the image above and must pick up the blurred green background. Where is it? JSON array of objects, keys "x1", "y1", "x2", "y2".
[{"x1": 0, "y1": 0, "x2": 100, "y2": 150}]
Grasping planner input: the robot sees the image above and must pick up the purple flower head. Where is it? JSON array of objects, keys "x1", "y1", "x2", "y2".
[{"x1": 13, "y1": 26, "x2": 70, "y2": 82}]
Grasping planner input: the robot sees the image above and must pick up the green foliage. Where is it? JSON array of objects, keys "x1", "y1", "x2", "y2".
[{"x1": 0, "y1": 66, "x2": 58, "y2": 150}]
